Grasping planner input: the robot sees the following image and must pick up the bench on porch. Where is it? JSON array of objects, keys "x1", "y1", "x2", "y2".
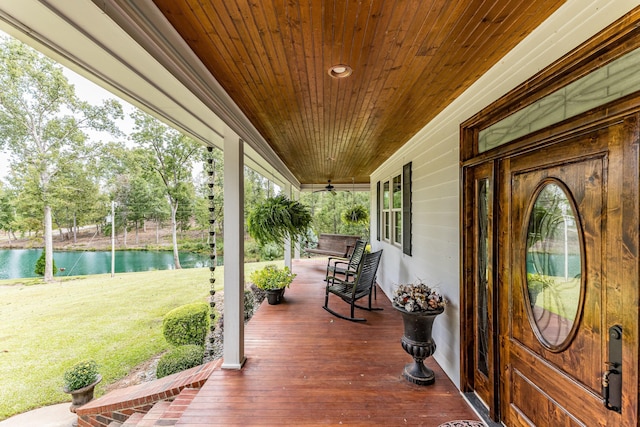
[{"x1": 305, "y1": 233, "x2": 361, "y2": 258}]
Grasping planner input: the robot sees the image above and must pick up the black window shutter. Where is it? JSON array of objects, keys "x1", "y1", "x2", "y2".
[
  {"x1": 376, "y1": 181, "x2": 381, "y2": 241},
  {"x1": 402, "y1": 162, "x2": 412, "y2": 255}
]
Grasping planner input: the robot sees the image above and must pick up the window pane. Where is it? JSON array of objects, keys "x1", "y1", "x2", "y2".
[
  {"x1": 393, "y1": 175, "x2": 402, "y2": 208},
  {"x1": 384, "y1": 212, "x2": 390, "y2": 240},
  {"x1": 383, "y1": 181, "x2": 390, "y2": 209},
  {"x1": 526, "y1": 182, "x2": 582, "y2": 349},
  {"x1": 479, "y1": 47, "x2": 640, "y2": 152},
  {"x1": 476, "y1": 179, "x2": 489, "y2": 376},
  {"x1": 394, "y1": 211, "x2": 402, "y2": 243}
]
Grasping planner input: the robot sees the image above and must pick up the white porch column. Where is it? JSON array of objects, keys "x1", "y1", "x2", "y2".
[
  {"x1": 283, "y1": 181, "x2": 292, "y2": 270},
  {"x1": 293, "y1": 189, "x2": 301, "y2": 260},
  {"x1": 222, "y1": 126, "x2": 246, "y2": 369}
]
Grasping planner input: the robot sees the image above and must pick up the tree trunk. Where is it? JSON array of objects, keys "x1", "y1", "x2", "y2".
[
  {"x1": 73, "y1": 212, "x2": 77, "y2": 244},
  {"x1": 171, "y1": 202, "x2": 182, "y2": 269},
  {"x1": 122, "y1": 215, "x2": 127, "y2": 247},
  {"x1": 135, "y1": 220, "x2": 139, "y2": 245},
  {"x1": 156, "y1": 220, "x2": 160, "y2": 244},
  {"x1": 44, "y1": 205, "x2": 54, "y2": 282}
]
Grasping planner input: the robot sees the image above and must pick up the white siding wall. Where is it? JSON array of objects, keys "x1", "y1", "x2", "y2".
[{"x1": 370, "y1": 0, "x2": 636, "y2": 388}]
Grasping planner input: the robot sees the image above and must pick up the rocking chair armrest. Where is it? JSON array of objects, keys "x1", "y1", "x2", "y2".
[
  {"x1": 326, "y1": 273, "x2": 356, "y2": 285},
  {"x1": 331, "y1": 260, "x2": 351, "y2": 269},
  {"x1": 327, "y1": 255, "x2": 349, "y2": 265},
  {"x1": 343, "y1": 270, "x2": 357, "y2": 279}
]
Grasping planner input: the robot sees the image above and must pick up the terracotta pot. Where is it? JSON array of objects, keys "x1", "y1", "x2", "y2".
[
  {"x1": 393, "y1": 305, "x2": 444, "y2": 385},
  {"x1": 64, "y1": 374, "x2": 102, "y2": 413}
]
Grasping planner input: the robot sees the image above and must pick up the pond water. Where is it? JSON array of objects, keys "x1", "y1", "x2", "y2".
[{"x1": 0, "y1": 249, "x2": 219, "y2": 280}]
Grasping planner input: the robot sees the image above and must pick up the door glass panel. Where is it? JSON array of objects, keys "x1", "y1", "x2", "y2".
[
  {"x1": 525, "y1": 182, "x2": 583, "y2": 349},
  {"x1": 477, "y1": 179, "x2": 489, "y2": 375}
]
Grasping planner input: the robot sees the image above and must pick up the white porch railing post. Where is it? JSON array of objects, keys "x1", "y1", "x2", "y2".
[
  {"x1": 293, "y1": 189, "x2": 301, "y2": 260},
  {"x1": 284, "y1": 181, "x2": 292, "y2": 270},
  {"x1": 222, "y1": 126, "x2": 246, "y2": 369}
]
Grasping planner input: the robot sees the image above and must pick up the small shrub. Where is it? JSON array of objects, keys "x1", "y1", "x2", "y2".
[
  {"x1": 156, "y1": 345, "x2": 204, "y2": 378},
  {"x1": 162, "y1": 302, "x2": 210, "y2": 347},
  {"x1": 259, "y1": 242, "x2": 283, "y2": 261},
  {"x1": 244, "y1": 289, "x2": 255, "y2": 319},
  {"x1": 250, "y1": 283, "x2": 266, "y2": 304},
  {"x1": 244, "y1": 240, "x2": 261, "y2": 262},
  {"x1": 63, "y1": 360, "x2": 99, "y2": 392},
  {"x1": 34, "y1": 250, "x2": 57, "y2": 276}
]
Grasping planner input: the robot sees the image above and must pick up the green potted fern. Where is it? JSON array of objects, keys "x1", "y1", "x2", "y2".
[
  {"x1": 247, "y1": 194, "x2": 312, "y2": 246},
  {"x1": 341, "y1": 204, "x2": 369, "y2": 225}
]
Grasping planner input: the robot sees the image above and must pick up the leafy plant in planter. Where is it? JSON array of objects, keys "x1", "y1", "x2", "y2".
[
  {"x1": 247, "y1": 194, "x2": 312, "y2": 246},
  {"x1": 341, "y1": 204, "x2": 369, "y2": 225},
  {"x1": 249, "y1": 264, "x2": 296, "y2": 305},
  {"x1": 62, "y1": 359, "x2": 101, "y2": 412}
]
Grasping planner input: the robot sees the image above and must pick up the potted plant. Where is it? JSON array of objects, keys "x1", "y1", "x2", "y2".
[
  {"x1": 63, "y1": 359, "x2": 102, "y2": 413},
  {"x1": 250, "y1": 264, "x2": 296, "y2": 305},
  {"x1": 526, "y1": 272, "x2": 553, "y2": 306},
  {"x1": 392, "y1": 281, "x2": 447, "y2": 385},
  {"x1": 341, "y1": 204, "x2": 369, "y2": 225},
  {"x1": 247, "y1": 194, "x2": 312, "y2": 246}
]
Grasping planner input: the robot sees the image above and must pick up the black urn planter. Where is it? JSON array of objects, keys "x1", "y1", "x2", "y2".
[
  {"x1": 394, "y1": 305, "x2": 444, "y2": 386},
  {"x1": 265, "y1": 288, "x2": 286, "y2": 305}
]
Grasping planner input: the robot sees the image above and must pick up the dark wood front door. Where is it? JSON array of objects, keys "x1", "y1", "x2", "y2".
[{"x1": 498, "y1": 117, "x2": 638, "y2": 426}]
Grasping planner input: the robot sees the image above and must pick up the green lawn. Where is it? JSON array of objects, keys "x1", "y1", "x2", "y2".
[
  {"x1": 532, "y1": 275, "x2": 581, "y2": 321},
  {"x1": 0, "y1": 260, "x2": 280, "y2": 420}
]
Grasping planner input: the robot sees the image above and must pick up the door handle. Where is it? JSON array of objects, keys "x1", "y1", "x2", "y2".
[{"x1": 602, "y1": 325, "x2": 622, "y2": 413}]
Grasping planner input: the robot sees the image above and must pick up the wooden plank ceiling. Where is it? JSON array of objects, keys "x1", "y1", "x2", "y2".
[{"x1": 152, "y1": 0, "x2": 565, "y2": 186}]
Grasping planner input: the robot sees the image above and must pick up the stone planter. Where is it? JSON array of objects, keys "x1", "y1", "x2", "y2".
[
  {"x1": 64, "y1": 374, "x2": 102, "y2": 413},
  {"x1": 393, "y1": 305, "x2": 444, "y2": 385}
]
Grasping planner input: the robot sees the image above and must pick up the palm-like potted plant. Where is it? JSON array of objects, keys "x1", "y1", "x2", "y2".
[
  {"x1": 250, "y1": 264, "x2": 296, "y2": 305},
  {"x1": 62, "y1": 359, "x2": 102, "y2": 412},
  {"x1": 392, "y1": 281, "x2": 447, "y2": 385}
]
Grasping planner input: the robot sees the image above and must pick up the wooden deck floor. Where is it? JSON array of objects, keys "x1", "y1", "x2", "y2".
[{"x1": 177, "y1": 258, "x2": 482, "y2": 426}]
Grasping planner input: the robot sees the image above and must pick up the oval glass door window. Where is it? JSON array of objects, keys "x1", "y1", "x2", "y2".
[{"x1": 525, "y1": 181, "x2": 583, "y2": 350}]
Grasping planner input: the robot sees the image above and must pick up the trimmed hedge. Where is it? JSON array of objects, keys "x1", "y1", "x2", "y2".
[
  {"x1": 156, "y1": 345, "x2": 204, "y2": 378},
  {"x1": 162, "y1": 302, "x2": 210, "y2": 347}
]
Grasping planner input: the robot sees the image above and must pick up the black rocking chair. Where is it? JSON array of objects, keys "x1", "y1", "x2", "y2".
[
  {"x1": 325, "y1": 238, "x2": 367, "y2": 282},
  {"x1": 323, "y1": 249, "x2": 383, "y2": 322}
]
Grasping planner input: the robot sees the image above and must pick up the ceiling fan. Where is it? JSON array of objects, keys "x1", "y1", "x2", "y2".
[{"x1": 313, "y1": 180, "x2": 336, "y2": 195}]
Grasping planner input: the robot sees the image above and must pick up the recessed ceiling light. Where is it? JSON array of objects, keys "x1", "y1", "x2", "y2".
[{"x1": 328, "y1": 64, "x2": 352, "y2": 79}]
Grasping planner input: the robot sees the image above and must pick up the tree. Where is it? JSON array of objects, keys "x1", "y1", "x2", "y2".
[
  {"x1": 49, "y1": 159, "x2": 103, "y2": 243},
  {"x1": 299, "y1": 190, "x2": 370, "y2": 239},
  {"x1": 130, "y1": 111, "x2": 200, "y2": 268},
  {"x1": 99, "y1": 143, "x2": 170, "y2": 245},
  {"x1": 0, "y1": 37, "x2": 123, "y2": 281},
  {"x1": 0, "y1": 182, "x2": 17, "y2": 242}
]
